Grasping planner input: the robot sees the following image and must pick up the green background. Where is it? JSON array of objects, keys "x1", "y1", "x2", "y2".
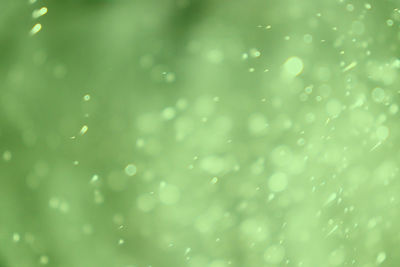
[{"x1": 1, "y1": 0, "x2": 400, "y2": 266}]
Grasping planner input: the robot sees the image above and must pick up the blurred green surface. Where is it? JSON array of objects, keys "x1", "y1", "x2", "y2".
[{"x1": 2, "y1": 0, "x2": 400, "y2": 266}]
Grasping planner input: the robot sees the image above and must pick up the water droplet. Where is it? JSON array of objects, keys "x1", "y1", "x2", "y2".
[
  {"x1": 263, "y1": 245, "x2": 285, "y2": 264},
  {"x1": 249, "y1": 48, "x2": 261, "y2": 58},
  {"x1": 376, "y1": 252, "x2": 386, "y2": 264},
  {"x1": 248, "y1": 113, "x2": 268, "y2": 135},
  {"x1": 343, "y1": 61, "x2": 358, "y2": 72},
  {"x1": 165, "y1": 72, "x2": 176, "y2": 83},
  {"x1": 176, "y1": 98, "x2": 188, "y2": 110},
  {"x1": 136, "y1": 138, "x2": 145, "y2": 147},
  {"x1": 161, "y1": 107, "x2": 176, "y2": 120},
  {"x1": 3, "y1": 150, "x2": 12, "y2": 161},
  {"x1": 372, "y1": 87, "x2": 385, "y2": 102},
  {"x1": 283, "y1": 56, "x2": 304, "y2": 77},
  {"x1": 352, "y1": 20, "x2": 365, "y2": 35},
  {"x1": 329, "y1": 248, "x2": 345, "y2": 266},
  {"x1": 159, "y1": 183, "x2": 180, "y2": 205},
  {"x1": 83, "y1": 94, "x2": 91, "y2": 101},
  {"x1": 12, "y1": 233, "x2": 20, "y2": 242},
  {"x1": 324, "y1": 193, "x2": 337, "y2": 206},
  {"x1": 124, "y1": 164, "x2": 137, "y2": 176},
  {"x1": 32, "y1": 7, "x2": 48, "y2": 19},
  {"x1": 94, "y1": 190, "x2": 104, "y2": 204},
  {"x1": 79, "y1": 125, "x2": 88, "y2": 135},
  {"x1": 303, "y1": 34, "x2": 313, "y2": 44},
  {"x1": 30, "y1": 23, "x2": 42, "y2": 35},
  {"x1": 346, "y1": 4, "x2": 354, "y2": 12},
  {"x1": 82, "y1": 224, "x2": 93, "y2": 235},
  {"x1": 90, "y1": 174, "x2": 99, "y2": 183},
  {"x1": 297, "y1": 138, "x2": 305, "y2": 146},
  {"x1": 206, "y1": 49, "x2": 223, "y2": 63},
  {"x1": 386, "y1": 19, "x2": 394, "y2": 27},
  {"x1": 137, "y1": 194, "x2": 156, "y2": 212},
  {"x1": 389, "y1": 104, "x2": 398, "y2": 114},
  {"x1": 39, "y1": 255, "x2": 49, "y2": 265},
  {"x1": 376, "y1": 125, "x2": 389, "y2": 140},
  {"x1": 326, "y1": 99, "x2": 342, "y2": 118},
  {"x1": 305, "y1": 85, "x2": 313, "y2": 94},
  {"x1": 268, "y1": 172, "x2": 288, "y2": 192}
]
